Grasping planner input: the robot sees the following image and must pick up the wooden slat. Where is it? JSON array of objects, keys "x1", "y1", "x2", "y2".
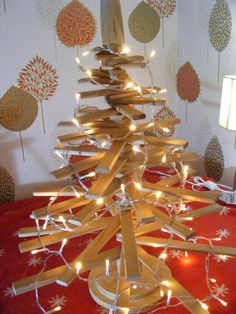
[
  {"x1": 19, "y1": 216, "x2": 113, "y2": 253},
  {"x1": 96, "y1": 140, "x2": 125, "y2": 173},
  {"x1": 54, "y1": 144, "x2": 105, "y2": 156},
  {"x1": 112, "y1": 97, "x2": 167, "y2": 105},
  {"x1": 145, "y1": 136, "x2": 188, "y2": 148},
  {"x1": 56, "y1": 215, "x2": 120, "y2": 286},
  {"x1": 115, "y1": 104, "x2": 146, "y2": 120},
  {"x1": 77, "y1": 108, "x2": 118, "y2": 125},
  {"x1": 31, "y1": 197, "x2": 90, "y2": 219},
  {"x1": 180, "y1": 204, "x2": 222, "y2": 219},
  {"x1": 135, "y1": 222, "x2": 163, "y2": 237},
  {"x1": 33, "y1": 185, "x2": 84, "y2": 197},
  {"x1": 86, "y1": 158, "x2": 127, "y2": 199},
  {"x1": 120, "y1": 210, "x2": 140, "y2": 280},
  {"x1": 13, "y1": 246, "x2": 121, "y2": 295},
  {"x1": 142, "y1": 182, "x2": 220, "y2": 203},
  {"x1": 137, "y1": 236, "x2": 236, "y2": 257},
  {"x1": 51, "y1": 152, "x2": 106, "y2": 180}
]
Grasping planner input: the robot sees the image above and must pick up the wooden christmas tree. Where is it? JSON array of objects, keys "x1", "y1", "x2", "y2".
[{"x1": 12, "y1": 1, "x2": 236, "y2": 313}]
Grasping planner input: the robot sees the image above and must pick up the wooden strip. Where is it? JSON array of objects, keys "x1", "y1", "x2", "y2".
[
  {"x1": 18, "y1": 224, "x2": 66, "y2": 237},
  {"x1": 136, "y1": 236, "x2": 236, "y2": 257},
  {"x1": 115, "y1": 254, "x2": 131, "y2": 311},
  {"x1": 56, "y1": 215, "x2": 120, "y2": 286},
  {"x1": 147, "y1": 152, "x2": 199, "y2": 166},
  {"x1": 120, "y1": 210, "x2": 140, "y2": 280},
  {"x1": 31, "y1": 197, "x2": 90, "y2": 219},
  {"x1": 115, "y1": 104, "x2": 146, "y2": 120},
  {"x1": 126, "y1": 182, "x2": 155, "y2": 223},
  {"x1": 155, "y1": 169, "x2": 197, "y2": 187},
  {"x1": 135, "y1": 222, "x2": 162, "y2": 237},
  {"x1": 96, "y1": 140, "x2": 125, "y2": 173},
  {"x1": 58, "y1": 129, "x2": 104, "y2": 144},
  {"x1": 51, "y1": 152, "x2": 106, "y2": 180},
  {"x1": 77, "y1": 108, "x2": 118, "y2": 125},
  {"x1": 87, "y1": 158, "x2": 127, "y2": 199},
  {"x1": 13, "y1": 246, "x2": 121, "y2": 295},
  {"x1": 180, "y1": 204, "x2": 222, "y2": 219},
  {"x1": 112, "y1": 97, "x2": 167, "y2": 105},
  {"x1": 145, "y1": 136, "x2": 188, "y2": 148},
  {"x1": 19, "y1": 216, "x2": 113, "y2": 253},
  {"x1": 142, "y1": 182, "x2": 220, "y2": 203},
  {"x1": 54, "y1": 144, "x2": 105, "y2": 156},
  {"x1": 33, "y1": 185, "x2": 84, "y2": 197}
]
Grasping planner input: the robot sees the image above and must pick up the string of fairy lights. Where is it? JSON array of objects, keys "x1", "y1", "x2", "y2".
[{"x1": 23, "y1": 47, "x2": 231, "y2": 314}]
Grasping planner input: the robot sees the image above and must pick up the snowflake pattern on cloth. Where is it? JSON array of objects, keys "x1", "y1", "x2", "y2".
[
  {"x1": 48, "y1": 295, "x2": 67, "y2": 308},
  {"x1": 169, "y1": 249, "x2": 184, "y2": 259},
  {"x1": 0, "y1": 249, "x2": 6, "y2": 257},
  {"x1": 27, "y1": 256, "x2": 42, "y2": 267},
  {"x1": 216, "y1": 228, "x2": 230, "y2": 238},
  {"x1": 219, "y1": 207, "x2": 231, "y2": 216},
  {"x1": 3, "y1": 287, "x2": 15, "y2": 297},
  {"x1": 212, "y1": 283, "x2": 229, "y2": 297},
  {"x1": 213, "y1": 254, "x2": 228, "y2": 263}
]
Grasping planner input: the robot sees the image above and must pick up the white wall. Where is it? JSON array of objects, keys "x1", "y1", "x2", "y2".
[
  {"x1": 176, "y1": 0, "x2": 236, "y2": 187},
  {"x1": 0, "y1": 0, "x2": 177, "y2": 199}
]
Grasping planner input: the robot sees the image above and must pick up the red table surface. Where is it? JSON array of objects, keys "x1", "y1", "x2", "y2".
[{"x1": 1, "y1": 169, "x2": 236, "y2": 314}]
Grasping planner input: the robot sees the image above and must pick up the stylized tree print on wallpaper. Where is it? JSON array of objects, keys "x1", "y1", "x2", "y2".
[
  {"x1": 204, "y1": 135, "x2": 224, "y2": 181},
  {"x1": 128, "y1": 1, "x2": 160, "y2": 60},
  {"x1": 176, "y1": 61, "x2": 200, "y2": 122},
  {"x1": 145, "y1": 0, "x2": 176, "y2": 48},
  {"x1": 35, "y1": 0, "x2": 64, "y2": 60},
  {"x1": 0, "y1": 86, "x2": 38, "y2": 161},
  {"x1": 56, "y1": 0, "x2": 96, "y2": 57},
  {"x1": 209, "y1": 0, "x2": 232, "y2": 83},
  {"x1": 153, "y1": 106, "x2": 176, "y2": 137},
  {"x1": 0, "y1": 165, "x2": 15, "y2": 204},
  {"x1": 18, "y1": 56, "x2": 58, "y2": 134}
]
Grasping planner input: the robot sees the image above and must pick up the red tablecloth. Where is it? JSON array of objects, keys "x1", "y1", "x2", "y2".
[{"x1": 1, "y1": 170, "x2": 236, "y2": 314}]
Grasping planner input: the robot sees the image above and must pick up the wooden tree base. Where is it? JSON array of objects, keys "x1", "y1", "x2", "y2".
[{"x1": 88, "y1": 260, "x2": 164, "y2": 313}]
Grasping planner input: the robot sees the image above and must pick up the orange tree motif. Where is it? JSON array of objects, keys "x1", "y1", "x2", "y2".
[
  {"x1": 17, "y1": 55, "x2": 58, "y2": 133},
  {"x1": 56, "y1": 0, "x2": 96, "y2": 48}
]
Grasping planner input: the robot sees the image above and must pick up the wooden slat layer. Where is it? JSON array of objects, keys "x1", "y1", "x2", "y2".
[
  {"x1": 51, "y1": 152, "x2": 106, "y2": 180},
  {"x1": 13, "y1": 246, "x2": 121, "y2": 295},
  {"x1": 96, "y1": 140, "x2": 125, "y2": 173},
  {"x1": 115, "y1": 104, "x2": 146, "y2": 120},
  {"x1": 56, "y1": 215, "x2": 120, "y2": 286},
  {"x1": 137, "y1": 236, "x2": 236, "y2": 257},
  {"x1": 19, "y1": 216, "x2": 113, "y2": 253},
  {"x1": 120, "y1": 210, "x2": 140, "y2": 280}
]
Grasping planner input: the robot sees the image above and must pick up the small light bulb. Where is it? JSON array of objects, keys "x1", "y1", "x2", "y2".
[
  {"x1": 183, "y1": 165, "x2": 189, "y2": 173},
  {"x1": 200, "y1": 302, "x2": 208, "y2": 310},
  {"x1": 155, "y1": 191, "x2": 162, "y2": 199},
  {"x1": 161, "y1": 127, "x2": 169, "y2": 133},
  {"x1": 101, "y1": 141, "x2": 107, "y2": 147},
  {"x1": 150, "y1": 50, "x2": 156, "y2": 58},
  {"x1": 62, "y1": 238, "x2": 67, "y2": 246},
  {"x1": 121, "y1": 46, "x2": 130, "y2": 54},
  {"x1": 76, "y1": 262, "x2": 82, "y2": 274},
  {"x1": 132, "y1": 284, "x2": 137, "y2": 289},
  {"x1": 219, "y1": 299, "x2": 227, "y2": 307},
  {"x1": 88, "y1": 172, "x2": 96, "y2": 177},
  {"x1": 55, "y1": 151, "x2": 63, "y2": 159},
  {"x1": 121, "y1": 184, "x2": 125, "y2": 193},
  {"x1": 75, "y1": 191, "x2": 81, "y2": 198},
  {"x1": 82, "y1": 51, "x2": 90, "y2": 56},
  {"x1": 135, "y1": 86, "x2": 142, "y2": 94},
  {"x1": 161, "y1": 280, "x2": 169, "y2": 286},
  {"x1": 160, "y1": 288, "x2": 164, "y2": 297},
  {"x1": 125, "y1": 81, "x2": 134, "y2": 89},
  {"x1": 167, "y1": 289, "x2": 172, "y2": 305},
  {"x1": 105, "y1": 259, "x2": 110, "y2": 276},
  {"x1": 129, "y1": 124, "x2": 136, "y2": 131},
  {"x1": 122, "y1": 308, "x2": 129, "y2": 314},
  {"x1": 96, "y1": 198, "x2": 104, "y2": 205},
  {"x1": 54, "y1": 306, "x2": 61, "y2": 312},
  {"x1": 160, "y1": 252, "x2": 167, "y2": 259},
  {"x1": 159, "y1": 88, "x2": 167, "y2": 94},
  {"x1": 133, "y1": 145, "x2": 139, "y2": 152},
  {"x1": 86, "y1": 69, "x2": 92, "y2": 77},
  {"x1": 72, "y1": 118, "x2": 80, "y2": 127},
  {"x1": 210, "y1": 278, "x2": 217, "y2": 283},
  {"x1": 134, "y1": 182, "x2": 142, "y2": 190},
  {"x1": 75, "y1": 93, "x2": 81, "y2": 103},
  {"x1": 185, "y1": 251, "x2": 188, "y2": 258},
  {"x1": 147, "y1": 122, "x2": 154, "y2": 128},
  {"x1": 162, "y1": 154, "x2": 167, "y2": 163},
  {"x1": 75, "y1": 57, "x2": 80, "y2": 64}
]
